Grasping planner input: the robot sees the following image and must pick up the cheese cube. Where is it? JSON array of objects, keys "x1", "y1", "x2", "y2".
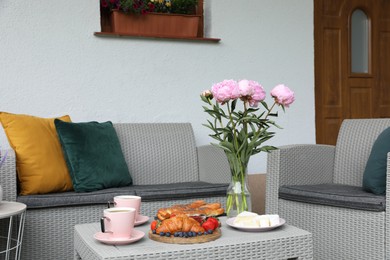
[
  {"x1": 268, "y1": 214, "x2": 280, "y2": 226},
  {"x1": 234, "y1": 211, "x2": 260, "y2": 227}
]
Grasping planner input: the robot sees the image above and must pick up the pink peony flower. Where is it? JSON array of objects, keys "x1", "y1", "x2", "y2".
[
  {"x1": 270, "y1": 84, "x2": 295, "y2": 107},
  {"x1": 248, "y1": 84, "x2": 266, "y2": 107},
  {"x1": 211, "y1": 80, "x2": 240, "y2": 104},
  {"x1": 238, "y1": 80, "x2": 255, "y2": 97}
]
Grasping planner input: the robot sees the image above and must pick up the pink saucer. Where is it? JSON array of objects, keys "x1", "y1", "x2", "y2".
[
  {"x1": 94, "y1": 229, "x2": 145, "y2": 245},
  {"x1": 134, "y1": 215, "x2": 149, "y2": 226}
]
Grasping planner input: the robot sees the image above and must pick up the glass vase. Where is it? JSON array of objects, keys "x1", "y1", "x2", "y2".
[{"x1": 226, "y1": 174, "x2": 252, "y2": 218}]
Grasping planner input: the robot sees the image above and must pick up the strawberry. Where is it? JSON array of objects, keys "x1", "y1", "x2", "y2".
[
  {"x1": 202, "y1": 220, "x2": 215, "y2": 231},
  {"x1": 207, "y1": 217, "x2": 220, "y2": 229},
  {"x1": 150, "y1": 220, "x2": 158, "y2": 231}
]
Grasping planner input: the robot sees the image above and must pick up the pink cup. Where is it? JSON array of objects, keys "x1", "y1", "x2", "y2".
[
  {"x1": 100, "y1": 207, "x2": 136, "y2": 239},
  {"x1": 113, "y1": 195, "x2": 141, "y2": 220}
]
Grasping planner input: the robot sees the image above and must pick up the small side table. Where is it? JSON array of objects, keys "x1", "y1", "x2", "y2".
[{"x1": 0, "y1": 202, "x2": 26, "y2": 260}]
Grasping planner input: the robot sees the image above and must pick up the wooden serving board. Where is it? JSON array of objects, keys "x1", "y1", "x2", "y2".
[{"x1": 148, "y1": 228, "x2": 221, "y2": 244}]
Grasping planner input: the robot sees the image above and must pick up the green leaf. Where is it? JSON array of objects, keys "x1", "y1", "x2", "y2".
[
  {"x1": 246, "y1": 108, "x2": 259, "y2": 113},
  {"x1": 202, "y1": 123, "x2": 215, "y2": 132},
  {"x1": 259, "y1": 145, "x2": 278, "y2": 153},
  {"x1": 209, "y1": 135, "x2": 223, "y2": 142},
  {"x1": 204, "y1": 109, "x2": 222, "y2": 119},
  {"x1": 261, "y1": 101, "x2": 269, "y2": 110},
  {"x1": 219, "y1": 141, "x2": 235, "y2": 153},
  {"x1": 231, "y1": 99, "x2": 237, "y2": 112},
  {"x1": 200, "y1": 95, "x2": 210, "y2": 104}
]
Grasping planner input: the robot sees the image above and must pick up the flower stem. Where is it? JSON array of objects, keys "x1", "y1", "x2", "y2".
[{"x1": 265, "y1": 101, "x2": 277, "y2": 119}]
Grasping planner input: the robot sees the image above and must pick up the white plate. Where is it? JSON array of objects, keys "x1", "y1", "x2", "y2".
[
  {"x1": 226, "y1": 217, "x2": 286, "y2": 232},
  {"x1": 94, "y1": 229, "x2": 145, "y2": 245},
  {"x1": 135, "y1": 215, "x2": 149, "y2": 226}
]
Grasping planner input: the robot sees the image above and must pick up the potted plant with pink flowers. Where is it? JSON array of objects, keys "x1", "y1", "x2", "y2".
[
  {"x1": 100, "y1": 0, "x2": 200, "y2": 37},
  {"x1": 201, "y1": 80, "x2": 295, "y2": 217}
]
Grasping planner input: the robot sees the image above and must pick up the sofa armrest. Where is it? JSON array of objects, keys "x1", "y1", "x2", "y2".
[
  {"x1": 197, "y1": 145, "x2": 231, "y2": 184},
  {"x1": 265, "y1": 144, "x2": 335, "y2": 214},
  {"x1": 1, "y1": 148, "x2": 17, "y2": 201}
]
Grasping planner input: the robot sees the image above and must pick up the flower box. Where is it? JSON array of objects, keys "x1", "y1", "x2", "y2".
[{"x1": 110, "y1": 10, "x2": 201, "y2": 37}]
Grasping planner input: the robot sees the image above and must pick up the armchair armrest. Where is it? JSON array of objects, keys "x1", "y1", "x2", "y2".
[
  {"x1": 265, "y1": 144, "x2": 335, "y2": 214},
  {"x1": 1, "y1": 148, "x2": 17, "y2": 201},
  {"x1": 385, "y1": 153, "x2": 390, "y2": 213},
  {"x1": 386, "y1": 153, "x2": 390, "y2": 257},
  {"x1": 197, "y1": 145, "x2": 231, "y2": 184}
]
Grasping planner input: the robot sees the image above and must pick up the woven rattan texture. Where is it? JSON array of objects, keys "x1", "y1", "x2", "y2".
[
  {"x1": 1, "y1": 149, "x2": 17, "y2": 201},
  {"x1": 386, "y1": 154, "x2": 390, "y2": 259},
  {"x1": 334, "y1": 118, "x2": 390, "y2": 185},
  {"x1": 74, "y1": 217, "x2": 313, "y2": 260},
  {"x1": 197, "y1": 145, "x2": 231, "y2": 184},
  {"x1": 279, "y1": 199, "x2": 385, "y2": 260},
  {"x1": 265, "y1": 144, "x2": 335, "y2": 214},
  {"x1": 266, "y1": 119, "x2": 390, "y2": 259},
  {"x1": 114, "y1": 123, "x2": 198, "y2": 185},
  {"x1": 22, "y1": 197, "x2": 226, "y2": 260}
]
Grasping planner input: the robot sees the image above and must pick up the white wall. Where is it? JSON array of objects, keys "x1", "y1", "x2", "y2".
[{"x1": 0, "y1": 0, "x2": 315, "y2": 174}]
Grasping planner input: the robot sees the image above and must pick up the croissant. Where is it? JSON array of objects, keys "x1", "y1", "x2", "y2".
[
  {"x1": 156, "y1": 215, "x2": 205, "y2": 234},
  {"x1": 157, "y1": 200, "x2": 224, "y2": 221}
]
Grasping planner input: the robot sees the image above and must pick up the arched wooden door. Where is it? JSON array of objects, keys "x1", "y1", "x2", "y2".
[{"x1": 315, "y1": 0, "x2": 390, "y2": 145}]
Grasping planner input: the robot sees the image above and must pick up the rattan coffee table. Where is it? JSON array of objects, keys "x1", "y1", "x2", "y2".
[{"x1": 74, "y1": 216, "x2": 313, "y2": 260}]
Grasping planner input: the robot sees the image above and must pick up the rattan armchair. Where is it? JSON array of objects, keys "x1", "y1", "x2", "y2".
[{"x1": 266, "y1": 118, "x2": 390, "y2": 260}]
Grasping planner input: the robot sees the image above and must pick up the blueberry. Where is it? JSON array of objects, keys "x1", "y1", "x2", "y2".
[
  {"x1": 174, "y1": 232, "x2": 179, "y2": 237},
  {"x1": 198, "y1": 231, "x2": 203, "y2": 236},
  {"x1": 154, "y1": 216, "x2": 158, "y2": 220},
  {"x1": 152, "y1": 230, "x2": 156, "y2": 234},
  {"x1": 159, "y1": 232, "x2": 165, "y2": 236},
  {"x1": 178, "y1": 232, "x2": 183, "y2": 237},
  {"x1": 207, "y1": 229, "x2": 213, "y2": 234},
  {"x1": 184, "y1": 232, "x2": 188, "y2": 238},
  {"x1": 204, "y1": 231, "x2": 208, "y2": 235},
  {"x1": 165, "y1": 232, "x2": 171, "y2": 237},
  {"x1": 192, "y1": 231, "x2": 197, "y2": 236}
]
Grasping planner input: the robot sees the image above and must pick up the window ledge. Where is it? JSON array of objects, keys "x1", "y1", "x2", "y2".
[{"x1": 94, "y1": 32, "x2": 221, "y2": 42}]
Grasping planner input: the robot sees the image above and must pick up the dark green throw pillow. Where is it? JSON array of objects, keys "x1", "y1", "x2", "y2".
[
  {"x1": 363, "y1": 127, "x2": 390, "y2": 195},
  {"x1": 54, "y1": 119, "x2": 132, "y2": 192}
]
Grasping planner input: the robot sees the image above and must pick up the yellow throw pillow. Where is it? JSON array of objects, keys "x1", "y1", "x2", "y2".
[{"x1": 0, "y1": 112, "x2": 73, "y2": 195}]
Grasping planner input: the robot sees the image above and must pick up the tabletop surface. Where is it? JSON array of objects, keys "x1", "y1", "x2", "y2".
[
  {"x1": 0, "y1": 201, "x2": 26, "y2": 218},
  {"x1": 75, "y1": 216, "x2": 312, "y2": 259}
]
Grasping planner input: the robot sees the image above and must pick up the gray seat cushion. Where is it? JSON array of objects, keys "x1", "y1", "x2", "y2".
[
  {"x1": 18, "y1": 186, "x2": 137, "y2": 209},
  {"x1": 279, "y1": 183, "x2": 385, "y2": 212},
  {"x1": 18, "y1": 182, "x2": 228, "y2": 209}
]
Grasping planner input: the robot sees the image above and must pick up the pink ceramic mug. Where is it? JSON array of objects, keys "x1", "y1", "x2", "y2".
[
  {"x1": 111, "y1": 195, "x2": 141, "y2": 220},
  {"x1": 100, "y1": 207, "x2": 136, "y2": 239}
]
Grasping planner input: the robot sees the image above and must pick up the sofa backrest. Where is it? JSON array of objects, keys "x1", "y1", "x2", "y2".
[
  {"x1": 113, "y1": 123, "x2": 199, "y2": 185},
  {"x1": 333, "y1": 118, "x2": 390, "y2": 186}
]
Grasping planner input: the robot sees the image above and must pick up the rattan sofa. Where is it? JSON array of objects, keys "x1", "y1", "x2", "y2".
[
  {"x1": 265, "y1": 118, "x2": 390, "y2": 260},
  {"x1": 0, "y1": 123, "x2": 230, "y2": 260}
]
